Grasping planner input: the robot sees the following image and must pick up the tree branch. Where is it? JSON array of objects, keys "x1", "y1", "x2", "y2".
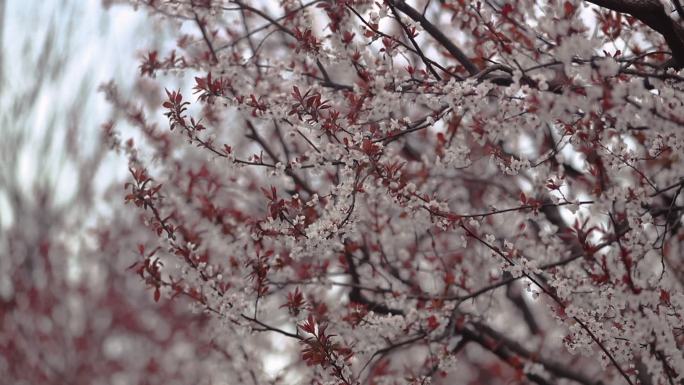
[
  {"x1": 391, "y1": 0, "x2": 479, "y2": 75},
  {"x1": 587, "y1": 0, "x2": 684, "y2": 67}
]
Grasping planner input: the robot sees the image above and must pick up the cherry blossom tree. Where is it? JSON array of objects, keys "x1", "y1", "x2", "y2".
[{"x1": 105, "y1": 0, "x2": 684, "y2": 384}]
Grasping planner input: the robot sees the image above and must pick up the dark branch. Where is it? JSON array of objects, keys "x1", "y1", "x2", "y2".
[
  {"x1": 391, "y1": 0, "x2": 479, "y2": 75},
  {"x1": 587, "y1": 0, "x2": 684, "y2": 68}
]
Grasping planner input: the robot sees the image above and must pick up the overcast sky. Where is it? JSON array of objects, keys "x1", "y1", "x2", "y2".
[{"x1": 0, "y1": 0, "x2": 152, "y2": 227}]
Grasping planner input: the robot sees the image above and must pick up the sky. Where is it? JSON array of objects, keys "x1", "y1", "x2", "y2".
[{"x1": 0, "y1": 0, "x2": 152, "y2": 228}]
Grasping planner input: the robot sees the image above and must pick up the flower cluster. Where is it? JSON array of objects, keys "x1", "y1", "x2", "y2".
[{"x1": 104, "y1": 0, "x2": 684, "y2": 384}]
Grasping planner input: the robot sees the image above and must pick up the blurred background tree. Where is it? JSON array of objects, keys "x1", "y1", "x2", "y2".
[{"x1": 0, "y1": 2, "x2": 229, "y2": 384}]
